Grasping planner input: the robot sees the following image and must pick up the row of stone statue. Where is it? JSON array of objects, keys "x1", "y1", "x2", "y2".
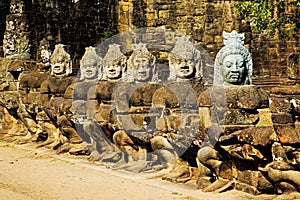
[{"x1": 1, "y1": 30, "x2": 300, "y2": 195}]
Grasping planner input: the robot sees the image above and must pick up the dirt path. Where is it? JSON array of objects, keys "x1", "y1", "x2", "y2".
[{"x1": 0, "y1": 142, "x2": 276, "y2": 200}]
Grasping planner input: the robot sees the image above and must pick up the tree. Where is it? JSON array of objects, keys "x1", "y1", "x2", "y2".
[{"x1": 236, "y1": 0, "x2": 300, "y2": 39}]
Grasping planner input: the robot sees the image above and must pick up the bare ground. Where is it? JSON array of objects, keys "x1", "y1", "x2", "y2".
[{"x1": 0, "y1": 141, "x2": 297, "y2": 200}]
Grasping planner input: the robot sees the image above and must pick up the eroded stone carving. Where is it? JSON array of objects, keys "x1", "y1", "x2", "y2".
[
  {"x1": 63, "y1": 46, "x2": 103, "y2": 155},
  {"x1": 36, "y1": 38, "x2": 52, "y2": 72},
  {"x1": 3, "y1": 0, "x2": 30, "y2": 60},
  {"x1": 214, "y1": 30, "x2": 252, "y2": 86},
  {"x1": 83, "y1": 44, "x2": 126, "y2": 162},
  {"x1": 102, "y1": 44, "x2": 127, "y2": 80},
  {"x1": 147, "y1": 36, "x2": 206, "y2": 181},
  {"x1": 196, "y1": 31, "x2": 300, "y2": 195},
  {"x1": 35, "y1": 44, "x2": 80, "y2": 151},
  {"x1": 111, "y1": 43, "x2": 163, "y2": 172}
]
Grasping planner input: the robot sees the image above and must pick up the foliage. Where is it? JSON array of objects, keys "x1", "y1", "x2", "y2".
[
  {"x1": 236, "y1": 0, "x2": 300, "y2": 39},
  {"x1": 99, "y1": 29, "x2": 113, "y2": 42}
]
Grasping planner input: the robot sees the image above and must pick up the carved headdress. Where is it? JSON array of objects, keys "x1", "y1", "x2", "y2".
[
  {"x1": 126, "y1": 43, "x2": 157, "y2": 82},
  {"x1": 50, "y1": 44, "x2": 72, "y2": 76},
  {"x1": 168, "y1": 36, "x2": 203, "y2": 81},
  {"x1": 36, "y1": 38, "x2": 51, "y2": 71},
  {"x1": 79, "y1": 46, "x2": 102, "y2": 80},
  {"x1": 102, "y1": 44, "x2": 127, "y2": 80},
  {"x1": 214, "y1": 30, "x2": 253, "y2": 85}
]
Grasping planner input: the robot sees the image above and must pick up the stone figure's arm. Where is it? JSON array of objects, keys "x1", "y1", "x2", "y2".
[
  {"x1": 113, "y1": 84, "x2": 130, "y2": 113},
  {"x1": 86, "y1": 84, "x2": 99, "y2": 121},
  {"x1": 113, "y1": 84, "x2": 143, "y2": 131},
  {"x1": 152, "y1": 89, "x2": 169, "y2": 133},
  {"x1": 199, "y1": 107, "x2": 212, "y2": 129},
  {"x1": 39, "y1": 79, "x2": 51, "y2": 104},
  {"x1": 198, "y1": 89, "x2": 213, "y2": 129},
  {"x1": 63, "y1": 83, "x2": 75, "y2": 99}
]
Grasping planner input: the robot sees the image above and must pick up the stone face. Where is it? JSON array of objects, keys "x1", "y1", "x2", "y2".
[{"x1": 214, "y1": 30, "x2": 252, "y2": 86}]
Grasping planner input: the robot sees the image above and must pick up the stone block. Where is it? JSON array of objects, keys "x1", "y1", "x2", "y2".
[
  {"x1": 287, "y1": 52, "x2": 300, "y2": 80},
  {"x1": 214, "y1": 35, "x2": 223, "y2": 43},
  {"x1": 223, "y1": 108, "x2": 259, "y2": 125},
  {"x1": 203, "y1": 34, "x2": 214, "y2": 43},
  {"x1": 269, "y1": 96, "x2": 292, "y2": 113},
  {"x1": 274, "y1": 124, "x2": 300, "y2": 144},
  {"x1": 145, "y1": 12, "x2": 158, "y2": 21},
  {"x1": 198, "y1": 86, "x2": 268, "y2": 110},
  {"x1": 271, "y1": 113, "x2": 294, "y2": 124},
  {"x1": 256, "y1": 108, "x2": 273, "y2": 127},
  {"x1": 219, "y1": 125, "x2": 255, "y2": 136}
]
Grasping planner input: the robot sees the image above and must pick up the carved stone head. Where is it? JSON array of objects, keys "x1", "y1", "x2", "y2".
[
  {"x1": 168, "y1": 36, "x2": 202, "y2": 81},
  {"x1": 102, "y1": 44, "x2": 126, "y2": 80},
  {"x1": 50, "y1": 44, "x2": 72, "y2": 77},
  {"x1": 36, "y1": 38, "x2": 51, "y2": 72},
  {"x1": 214, "y1": 30, "x2": 252, "y2": 86},
  {"x1": 127, "y1": 43, "x2": 156, "y2": 82},
  {"x1": 79, "y1": 46, "x2": 102, "y2": 81}
]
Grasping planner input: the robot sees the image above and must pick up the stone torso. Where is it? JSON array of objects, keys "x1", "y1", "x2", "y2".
[{"x1": 41, "y1": 76, "x2": 75, "y2": 97}]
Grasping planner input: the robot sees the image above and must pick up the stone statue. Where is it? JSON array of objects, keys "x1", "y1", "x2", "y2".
[
  {"x1": 167, "y1": 36, "x2": 203, "y2": 82},
  {"x1": 36, "y1": 38, "x2": 52, "y2": 72},
  {"x1": 214, "y1": 30, "x2": 252, "y2": 86},
  {"x1": 36, "y1": 44, "x2": 78, "y2": 149},
  {"x1": 78, "y1": 46, "x2": 102, "y2": 81},
  {"x1": 111, "y1": 43, "x2": 163, "y2": 171},
  {"x1": 2, "y1": 38, "x2": 52, "y2": 143},
  {"x1": 83, "y1": 44, "x2": 127, "y2": 162},
  {"x1": 196, "y1": 32, "x2": 251, "y2": 193},
  {"x1": 150, "y1": 36, "x2": 206, "y2": 179},
  {"x1": 195, "y1": 31, "x2": 296, "y2": 194},
  {"x1": 61, "y1": 46, "x2": 102, "y2": 154}
]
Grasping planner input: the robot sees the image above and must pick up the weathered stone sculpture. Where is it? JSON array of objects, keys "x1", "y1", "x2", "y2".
[
  {"x1": 83, "y1": 44, "x2": 127, "y2": 162},
  {"x1": 214, "y1": 30, "x2": 252, "y2": 86},
  {"x1": 3, "y1": 0, "x2": 30, "y2": 60},
  {"x1": 62, "y1": 46, "x2": 102, "y2": 154},
  {"x1": 197, "y1": 30, "x2": 299, "y2": 194},
  {"x1": 36, "y1": 38, "x2": 52, "y2": 72},
  {"x1": 150, "y1": 36, "x2": 205, "y2": 180},
  {"x1": 36, "y1": 44, "x2": 79, "y2": 149},
  {"x1": 67, "y1": 46, "x2": 102, "y2": 121},
  {"x1": 264, "y1": 71, "x2": 300, "y2": 193},
  {"x1": 14, "y1": 38, "x2": 52, "y2": 143},
  {"x1": 0, "y1": 91, "x2": 28, "y2": 140},
  {"x1": 287, "y1": 52, "x2": 300, "y2": 80},
  {"x1": 111, "y1": 43, "x2": 162, "y2": 171}
]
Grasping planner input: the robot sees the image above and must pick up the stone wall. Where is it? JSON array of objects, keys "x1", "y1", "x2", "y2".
[
  {"x1": 117, "y1": 0, "x2": 300, "y2": 87},
  {"x1": 117, "y1": 0, "x2": 241, "y2": 56}
]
